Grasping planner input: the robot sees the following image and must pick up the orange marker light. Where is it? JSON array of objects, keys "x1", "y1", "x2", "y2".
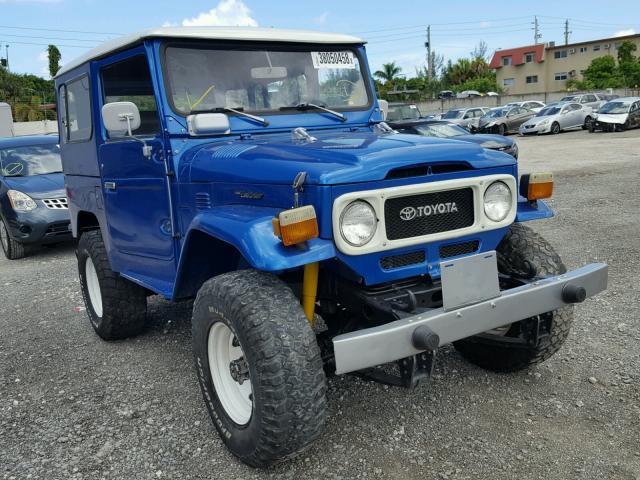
[
  {"x1": 520, "y1": 172, "x2": 554, "y2": 201},
  {"x1": 273, "y1": 205, "x2": 319, "y2": 246}
]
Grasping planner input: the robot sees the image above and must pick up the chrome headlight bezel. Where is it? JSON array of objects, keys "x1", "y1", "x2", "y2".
[
  {"x1": 483, "y1": 181, "x2": 512, "y2": 222},
  {"x1": 339, "y1": 200, "x2": 377, "y2": 247}
]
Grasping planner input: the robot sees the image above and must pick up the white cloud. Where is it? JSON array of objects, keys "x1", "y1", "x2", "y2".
[
  {"x1": 180, "y1": 0, "x2": 258, "y2": 27},
  {"x1": 614, "y1": 29, "x2": 636, "y2": 37},
  {"x1": 314, "y1": 11, "x2": 329, "y2": 26},
  {"x1": 479, "y1": 21, "x2": 491, "y2": 28},
  {"x1": 37, "y1": 50, "x2": 48, "y2": 62}
]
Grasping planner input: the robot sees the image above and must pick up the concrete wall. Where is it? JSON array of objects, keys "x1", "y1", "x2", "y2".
[
  {"x1": 417, "y1": 88, "x2": 637, "y2": 114},
  {"x1": 11, "y1": 120, "x2": 58, "y2": 137}
]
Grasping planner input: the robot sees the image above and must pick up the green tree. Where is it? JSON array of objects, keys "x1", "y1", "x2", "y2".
[
  {"x1": 582, "y1": 55, "x2": 624, "y2": 88},
  {"x1": 374, "y1": 62, "x2": 402, "y2": 83},
  {"x1": 617, "y1": 40, "x2": 640, "y2": 87},
  {"x1": 47, "y1": 45, "x2": 62, "y2": 78}
]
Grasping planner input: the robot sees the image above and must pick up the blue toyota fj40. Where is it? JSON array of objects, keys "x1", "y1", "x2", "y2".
[{"x1": 55, "y1": 27, "x2": 608, "y2": 467}]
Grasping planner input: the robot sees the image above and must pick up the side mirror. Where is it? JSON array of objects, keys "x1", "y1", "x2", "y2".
[
  {"x1": 378, "y1": 99, "x2": 389, "y2": 121},
  {"x1": 186, "y1": 113, "x2": 230, "y2": 136},
  {"x1": 101, "y1": 101, "x2": 152, "y2": 158},
  {"x1": 102, "y1": 101, "x2": 141, "y2": 136}
]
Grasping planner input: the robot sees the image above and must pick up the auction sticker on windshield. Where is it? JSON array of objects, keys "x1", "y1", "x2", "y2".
[{"x1": 311, "y1": 51, "x2": 355, "y2": 69}]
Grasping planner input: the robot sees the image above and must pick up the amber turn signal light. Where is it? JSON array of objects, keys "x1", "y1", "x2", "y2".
[
  {"x1": 520, "y1": 172, "x2": 553, "y2": 201},
  {"x1": 273, "y1": 205, "x2": 319, "y2": 246}
]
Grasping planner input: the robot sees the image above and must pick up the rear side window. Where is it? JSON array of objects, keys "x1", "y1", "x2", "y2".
[
  {"x1": 101, "y1": 55, "x2": 160, "y2": 136},
  {"x1": 60, "y1": 76, "x2": 92, "y2": 142}
]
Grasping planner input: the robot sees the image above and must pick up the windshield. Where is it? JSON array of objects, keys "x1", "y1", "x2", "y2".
[
  {"x1": 387, "y1": 104, "x2": 421, "y2": 121},
  {"x1": 0, "y1": 144, "x2": 61, "y2": 177},
  {"x1": 441, "y1": 109, "x2": 464, "y2": 119},
  {"x1": 483, "y1": 108, "x2": 506, "y2": 119},
  {"x1": 537, "y1": 106, "x2": 561, "y2": 116},
  {"x1": 414, "y1": 123, "x2": 467, "y2": 137},
  {"x1": 561, "y1": 95, "x2": 578, "y2": 102},
  {"x1": 164, "y1": 46, "x2": 370, "y2": 115},
  {"x1": 598, "y1": 101, "x2": 631, "y2": 114}
]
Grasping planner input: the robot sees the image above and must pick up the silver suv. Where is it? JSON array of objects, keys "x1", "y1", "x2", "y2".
[{"x1": 559, "y1": 93, "x2": 606, "y2": 111}]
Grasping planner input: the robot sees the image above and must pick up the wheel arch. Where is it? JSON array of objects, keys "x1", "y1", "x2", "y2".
[
  {"x1": 173, "y1": 229, "x2": 245, "y2": 299},
  {"x1": 172, "y1": 208, "x2": 336, "y2": 299},
  {"x1": 76, "y1": 210, "x2": 100, "y2": 233}
]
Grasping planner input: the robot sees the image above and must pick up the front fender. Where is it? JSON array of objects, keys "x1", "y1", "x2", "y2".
[
  {"x1": 515, "y1": 198, "x2": 554, "y2": 222},
  {"x1": 184, "y1": 205, "x2": 336, "y2": 272}
]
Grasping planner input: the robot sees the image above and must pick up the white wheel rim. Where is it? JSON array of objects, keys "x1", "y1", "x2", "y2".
[
  {"x1": 207, "y1": 322, "x2": 253, "y2": 425},
  {"x1": 0, "y1": 222, "x2": 8, "y2": 252},
  {"x1": 85, "y1": 257, "x2": 103, "y2": 317}
]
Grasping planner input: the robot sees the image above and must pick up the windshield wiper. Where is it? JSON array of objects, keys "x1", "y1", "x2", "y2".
[
  {"x1": 191, "y1": 106, "x2": 269, "y2": 127},
  {"x1": 280, "y1": 103, "x2": 346, "y2": 122}
]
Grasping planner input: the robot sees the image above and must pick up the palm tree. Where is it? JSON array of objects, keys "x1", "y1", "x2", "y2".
[{"x1": 374, "y1": 62, "x2": 402, "y2": 83}]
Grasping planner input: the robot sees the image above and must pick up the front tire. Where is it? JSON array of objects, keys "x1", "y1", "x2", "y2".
[
  {"x1": 454, "y1": 224, "x2": 573, "y2": 372},
  {"x1": 498, "y1": 124, "x2": 506, "y2": 136},
  {"x1": 192, "y1": 270, "x2": 327, "y2": 467},
  {"x1": 551, "y1": 122, "x2": 561, "y2": 134},
  {"x1": 582, "y1": 116, "x2": 592, "y2": 130},
  {"x1": 77, "y1": 230, "x2": 147, "y2": 340},
  {"x1": 0, "y1": 218, "x2": 25, "y2": 260}
]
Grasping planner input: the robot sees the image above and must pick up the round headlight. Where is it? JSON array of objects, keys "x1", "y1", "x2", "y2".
[
  {"x1": 484, "y1": 181, "x2": 512, "y2": 222},
  {"x1": 340, "y1": 200, "x2": 377, "y2": 246}
]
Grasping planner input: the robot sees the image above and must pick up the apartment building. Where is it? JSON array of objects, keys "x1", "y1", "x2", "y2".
[{"x1": 490, "y1": 34, "x2": 640, "y2": 95}]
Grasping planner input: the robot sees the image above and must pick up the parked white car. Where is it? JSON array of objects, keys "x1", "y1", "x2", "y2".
[
  {"x1": 519, "y1": 101, "x2": 594, "y2": 135},
  {"x1": 505, "y1": 101, "x2": 546, "y2": 113},
  {"x1": 456, "y1": 90, "x2": 481, "y2": 99},
  {"x1": 440, "y1": 107, "x2": 491, "y2": 130}
]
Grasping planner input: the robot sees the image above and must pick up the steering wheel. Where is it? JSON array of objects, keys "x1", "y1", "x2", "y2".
[{"x1": 336, "y1": 80, "x2": 357, "y2": 99}]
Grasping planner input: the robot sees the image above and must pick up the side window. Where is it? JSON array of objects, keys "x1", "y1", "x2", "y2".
[
  {"x1": 61, "y1": 76, "x2": 92, "y2": 142},
  {"x1": 101, "y1": 55, "x2": 160, "y2": 136}
]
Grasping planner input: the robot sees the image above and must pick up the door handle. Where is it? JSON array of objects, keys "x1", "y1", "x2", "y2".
[{"x1": 104, "y1": 181, "x2": 116, "y2": 191}]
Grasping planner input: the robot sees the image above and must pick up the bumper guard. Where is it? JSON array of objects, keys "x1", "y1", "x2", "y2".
[{"x1": 333, "y1": 263, "x2": 608, "y2": 374}]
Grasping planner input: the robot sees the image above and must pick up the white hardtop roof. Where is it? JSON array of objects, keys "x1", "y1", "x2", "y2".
[{"x1": 57, "y1": 27, "x2": 365, "y2": 77}]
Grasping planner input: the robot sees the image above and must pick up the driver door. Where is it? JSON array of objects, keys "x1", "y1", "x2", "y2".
[{"x1": 96, "y1": 50, "x2": 176, "y2": 284}]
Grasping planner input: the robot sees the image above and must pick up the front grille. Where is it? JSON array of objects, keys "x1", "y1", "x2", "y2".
[
  {"x1": 42, "y1": 197, "x2": 68, "y2": 209},
  {"x1": 439, "y1": 240, "x2": 480, "y2": 259},
  {"x1": 380, "y1": 250, "x2": 426, "y2": 270},
  {"x1": 45, "y1": 221, "x2": 71, "y2": 235},
  {"x1": 384, "y1": 188, "x2": 475, "y2": 241}
]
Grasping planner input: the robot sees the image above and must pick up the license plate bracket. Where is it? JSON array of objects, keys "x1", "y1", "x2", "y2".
[{"x1": 440, "y1": 251, "x2": 501, "y2": 311}]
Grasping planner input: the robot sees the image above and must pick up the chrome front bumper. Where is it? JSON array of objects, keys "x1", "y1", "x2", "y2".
[{"x1": 332, "y1": 263, "x2": 608, "y2": 374}]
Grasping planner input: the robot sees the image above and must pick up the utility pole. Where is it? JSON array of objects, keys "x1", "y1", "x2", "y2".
[
  {"x1": 425, "y1": 25, "x2": 432, "y2": 80},
  {"x1": 533, "y1": 16, "x2": 541, "y2": 44},
  {"x1": 564, "y1": 19, "x2": 571, "y2": 45}
]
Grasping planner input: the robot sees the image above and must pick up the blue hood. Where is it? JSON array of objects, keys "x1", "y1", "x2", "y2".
[
  {"x1": 185, "y1": 129, "x2": 516, "y2": 185},
  {"x1": 3, "y1": 173, "x2": 65, "y2": 199}
]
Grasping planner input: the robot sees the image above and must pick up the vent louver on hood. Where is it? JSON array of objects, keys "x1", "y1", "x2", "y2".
[{"x1": 195, "y1": 192, "x2": 211, "y2": 210}]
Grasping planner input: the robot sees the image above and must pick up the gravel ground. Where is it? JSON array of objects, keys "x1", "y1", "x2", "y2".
[{"x1": 1, "y1": 129, "x2": 639, "y2": 480}]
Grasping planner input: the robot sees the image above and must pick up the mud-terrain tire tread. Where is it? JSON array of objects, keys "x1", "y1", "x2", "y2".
[
  {"x1": 77, "y1": 229, "x2": 147, "y2": 340},
  {"x1": 192, "y1": 269, "x2": 327, "y2": 467},
  {"x1": 0, "y1": 218, "x2": 25, "y2": 260},
  {"x1": 454, "y1": 223, "x2": 573, "y2": 372}
]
